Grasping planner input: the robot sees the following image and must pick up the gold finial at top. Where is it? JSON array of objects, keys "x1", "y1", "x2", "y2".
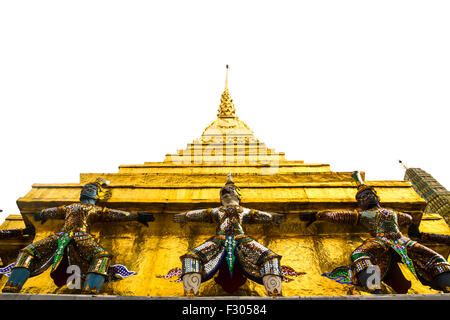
[
  {"x1": 225, "y1": 65, "x2": 229, "y2": 89},
  {"x1": 217, "y1": 65, "x2": 237, "y2": 118}
]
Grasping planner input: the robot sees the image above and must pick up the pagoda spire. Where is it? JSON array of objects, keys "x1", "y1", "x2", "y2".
[
  {"x1": 217, "y1": 65, "x2": 237, "y2": 118},
  {"x1": 399, "y1": 160, "x2": 409, "y2": 170}
]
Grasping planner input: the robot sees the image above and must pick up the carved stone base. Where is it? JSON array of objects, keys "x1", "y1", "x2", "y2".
[
  {"x1": 262, "y1": 275, "x2": 282, "y2": 296},
  {"x1": 182, "y1": 273, "x2": 201, "y2": 296}
]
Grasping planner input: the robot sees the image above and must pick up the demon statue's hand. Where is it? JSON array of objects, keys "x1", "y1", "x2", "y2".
[
  {"x1": 137, "y1": 212, "x2": 155, "y2": 227},
  {"x1": 271, "y1": 213, "x2": 286, "y2": 226},
  {"x1": 408, "y1": 224, "x2": 422, "y2": 239},
  {"x1": 299, "y1": 212, "x2": 317, "y2": 227},
  {"x1": 33, "y1": 211, "x2": 47, "y2": 225},
  {"x1": 23, "y1": 225, "x2": 36, "y2": 237},
  {"x1": 173, "y1": 213, "x2": 187, "y2": 227}
]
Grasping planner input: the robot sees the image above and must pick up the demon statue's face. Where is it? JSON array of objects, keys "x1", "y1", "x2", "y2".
[
  {"x1": 80, "y1": 184, "x2": 99, "y2": 203},
  {"x1": 79, "y1": 178, "x2": 112, "y2": 204},
  {"x1": 220, "y1": 185, "x2": 240, "y2": 206},
  {"x1": 356, "y1": 189, "x2": 380, "y2": 210}
]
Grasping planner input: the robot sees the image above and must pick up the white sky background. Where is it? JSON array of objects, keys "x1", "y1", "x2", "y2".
[{"x1": 0, "y1": 1, "x2": 449, "y2": 224}]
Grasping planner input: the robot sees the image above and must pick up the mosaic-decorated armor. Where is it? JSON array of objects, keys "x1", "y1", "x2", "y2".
[
  {"x1": 301, "y1": 171, "x2": 450, "y2": 294},
  {"x1": 172, "y1": 174, "x2": 290, "y2": 296},
  {"x1": 318, "y1": 208, "x2": 450, "y2": 291},
  {"x1": 2, "y1": 178, "x2": 154, "y2": 293},
  {"x1": 181, "y1": 206, "x2": 283, "y2": 287}
]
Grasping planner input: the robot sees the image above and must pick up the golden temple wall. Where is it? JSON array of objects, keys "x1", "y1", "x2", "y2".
[{"x1": 0, "y1": 163, "x2": 448, "y2": 296}]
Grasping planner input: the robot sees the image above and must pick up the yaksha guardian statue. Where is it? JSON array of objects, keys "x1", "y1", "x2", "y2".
[
  {"x1": 300, "y1": 171, "x2": 450, "y2": 294},
  {"x1": 2, "y1": 178, "x2": 154, "y2": 294},
  {"x1": 173, "y1": 174, "x2": 286, "y2": 296}
]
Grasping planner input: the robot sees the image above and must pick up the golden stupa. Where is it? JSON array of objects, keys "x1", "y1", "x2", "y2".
[{"x1": 0, "y1": 68, "x2": 448, "y2": 297}]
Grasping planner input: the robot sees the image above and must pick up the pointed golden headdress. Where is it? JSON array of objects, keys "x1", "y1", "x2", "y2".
[
  {"x1": 351, "y1": 171, "x2": 378, "y2": 198},
  {"x1": 94, "y1": 178, "x2": 112, "y2": 201},
  {"x1": 224, "y1": 173, "x2": 242, "y2": 200}
]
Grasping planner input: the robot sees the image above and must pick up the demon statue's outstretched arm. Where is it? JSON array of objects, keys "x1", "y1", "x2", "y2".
[
  {"x1": 93, "y1": 207, "x2": 154, "y2": 226},
  {"x1": 397, "y1": 212, "x2": 414, "y2": 226},
  {"x1": 34, "y1": 206, "x2": 66, "y2": 224},
  {"x1": 173, "y1": 208, "x2": 219, "y2": 226},
  {"x1": 243, "y1": 209, "x2": 286, "y2": 225},
  {"x1": 299, "y1": 210, "x2": 360, "y2": 227}
]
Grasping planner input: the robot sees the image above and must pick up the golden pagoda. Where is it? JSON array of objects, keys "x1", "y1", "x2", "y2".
[{"x1": 0, "y1": 67, "x2": 449, "y2": 297}]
